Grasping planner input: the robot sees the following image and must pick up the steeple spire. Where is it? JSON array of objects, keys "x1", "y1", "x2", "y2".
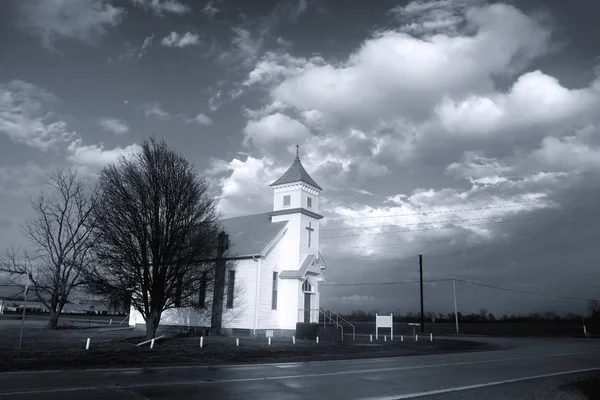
[{"x1": 270, "y1": 149, "x2": 322, "y2": 190}]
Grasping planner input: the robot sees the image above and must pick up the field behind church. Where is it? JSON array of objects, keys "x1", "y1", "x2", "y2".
[{"x1": 0, "y1": 318, "x2": 494, "y2": 373}]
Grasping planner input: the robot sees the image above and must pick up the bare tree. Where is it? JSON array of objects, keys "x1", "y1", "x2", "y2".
[
  {"x1": 588, "y1": 299, "x2": 599, "y2": 316},
  {"x1": 87, "y1": 137, "x2": 220, "y2": 339},
  {"x1": 0, "y1": 169, "x2": 98, "y2": 329}
]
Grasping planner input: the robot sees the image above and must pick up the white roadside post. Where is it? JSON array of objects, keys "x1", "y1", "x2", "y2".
[
  {"x1": 86, "y1": 338, "x2": 91, "y2": 350},
  {"x1": 316, "y1": 336, "x2": 319, "y2": 344},
  {"x1": 430, "y1": 333, "x2": 433, "y2": 342},
  {"x1": 391, "y1": 313, "x2": 394, "y2": 340},
  {"x1": 384, "y1": 335, "x2": 387, "y2": 342},
  {"x1": 236, "y1": 338, "x2": 239, "y2": 347},
  {"x1": 200, "y1": 336, "x2": 204, "y2": 348},
  {"x1": 370, "y1": 334, "x2": 373, "y2": 342},
  {"x1": 415, "y1": 334, "x2": 418, "y2": 342},
  {"x1": 401, "y1": 335, "x2": 404, "y2": 342},
  {"x1": 150, "y1": 338, "x2": 155, "y2": 349},
  {"x1": 268, "y1": 337, "x2": 271, "y2": 346},
  {"x1": 292, "y1": 336, "x2": 296, "y2": 345}
]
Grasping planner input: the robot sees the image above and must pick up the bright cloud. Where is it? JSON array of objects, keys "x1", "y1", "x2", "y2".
[
  {"x1": 161, "y1": 31, "x2": 200, "y2": 48},
  {"x1": 130, "y1": 0, "x2": 190, "y2": 16},
  {"x1": 17, "y1": 0, "x2": 125, "y2": 47},
  {"x1": 66, "y1": 140, "x2": 141, "y2": 170},
  {"x1": 0, "y1": 80, "x2": 76, "y2": 150},
  {"x1": 143, "y1": 103, "x2": 170, "y2": 120},
  {"x1": 243, "y1": 113, "x2": 312, "y2": 155},
  {"x1": 98, "y1": 117, "x2": 129, "y2": 134}
]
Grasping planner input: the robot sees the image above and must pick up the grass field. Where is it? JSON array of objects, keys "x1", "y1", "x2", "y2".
[
  {"x1": 0, "y1": 319, "x2": 494, "y2": 372},
  {"x1": 347, "y1": 321, "x2": 598, "y2": 338}
]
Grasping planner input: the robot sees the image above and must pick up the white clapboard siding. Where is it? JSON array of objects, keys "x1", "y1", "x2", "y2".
[
  {"x1": 222, "y1": 259, "x2": 256, "y2": 329},
  {"x1": 271, "y1": 213, "x2": 301, "y2": 268},
  {"x1": 256, "y1": 231, "x2": 285, "y2": 329}
]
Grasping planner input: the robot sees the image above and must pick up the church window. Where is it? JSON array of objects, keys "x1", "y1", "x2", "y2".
[
  {"x1": 226, "y1": 270, "x2": 235, "y2": 309},
  {"x1": 307, "y1": 196, "x2": 312, "y2": 208},
  {"x1": 271, "y1": 272, "x2": 278, "y2": 310},
  {"x1": 302, "y1": 279, "x2": 312, "y2": 293},
  {"x1": 198, "y1": 271, "x2": 207, "y2": 309},
  {"x1": 283, "y1": 195, "x2": 291, "y2": 206}
]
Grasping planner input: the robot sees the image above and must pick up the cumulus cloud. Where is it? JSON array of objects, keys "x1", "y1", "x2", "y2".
[
  {"x1": 202, "y1": 2, "x2": 219, "y2": 18},
  {"x1": 143, "y1": 103, "x2": 170, "y2": 120},
  {"x1": 436, "y1": 71, "x2": 600, "y2": 138},
  {"x1": 98, "y1": 117, "x2": 129, "y2": 134},
  {"x1": 184, "y1": 113, "x2": 214, "y2": 126},
  {"x1": 243, "y1": 113, "x2": 312, "y2": 155},
  {"x1": 17, "y1": 0, "x2": 125, "y2": 48},
  {"x1": 66, "y1": 140, "x2": 142, "y2": 172},
  {"x1": 0, "y1": 80, "x2": 76, "y2": 150},
  {"x1": 219, "y1": 27, "x2": 266, "y2": 68},
  {"x1": 161, "y1": 31, "x2": 200, "y2": 48},
  {"x1": 130, "y1": 0, "x2": 190, "y2": 16},
  {"x1": 205, "y1": 2, "x2": 600, "y2": 315},
  {"x1": 207, "y1": 156, "x2": 286, "y2": 217}
]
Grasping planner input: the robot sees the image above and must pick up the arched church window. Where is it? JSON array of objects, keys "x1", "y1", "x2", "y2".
[{"x1": 302, "y1": 279, "x2": 312, "y2": 293}]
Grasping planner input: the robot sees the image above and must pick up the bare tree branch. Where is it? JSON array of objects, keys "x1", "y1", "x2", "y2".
[
  {"x1": 87, "y1": 137, "x2": 221, "y2": 339},
  {"x1": 0, "y1": 169, "x2": 98, "y2": 329}
]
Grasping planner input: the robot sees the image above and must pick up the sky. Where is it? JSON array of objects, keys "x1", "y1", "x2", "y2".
[{"x1": 1, "y1": 0, "x2": 600, "y2": 318}]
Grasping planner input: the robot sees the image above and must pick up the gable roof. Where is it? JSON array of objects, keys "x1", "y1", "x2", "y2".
[
  {"x1": 270, "y1": 156, "x2": 323, "y2": 190},
  {"x1": 219, "y1": 213, "x2": 288, "y2": 258},
  {"x1": 279, "y1": 253, "x2": 326, "y2": 280}
]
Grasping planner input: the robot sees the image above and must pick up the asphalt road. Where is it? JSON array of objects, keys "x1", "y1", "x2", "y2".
[{"x1": 0, "y1": 336, "x2": 598, "y2": 399}]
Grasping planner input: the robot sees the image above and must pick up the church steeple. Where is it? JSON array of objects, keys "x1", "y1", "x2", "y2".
[{"x1": 270, "y1": 146, "x2": 322, "y2": 190}]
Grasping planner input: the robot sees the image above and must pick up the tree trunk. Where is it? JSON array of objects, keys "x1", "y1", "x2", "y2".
[
  {"x1": 210, "y1": 232, "x2": 228, "y2": 336},
  {"x1": 145, "y1": 310, "x2": 161, "y2": 339},
  {"x1": 46, "y1": 310, "x2": 60, "y2": 330}
]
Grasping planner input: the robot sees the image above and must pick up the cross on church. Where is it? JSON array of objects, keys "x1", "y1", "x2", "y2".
[
  {"x1": 306, "y1": 222, "x2": 314, "y2": 247},
  {"x1": 296, "y1": 144, "x2": 300, "y2": 158}
]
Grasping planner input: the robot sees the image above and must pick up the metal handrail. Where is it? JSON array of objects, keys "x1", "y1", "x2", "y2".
[
  {"x1": 298, "y1": 309, "x2": 345, "y2": 341},
  {"x1": 329, "y1": 310, "x2": 356, "y2": 340}
]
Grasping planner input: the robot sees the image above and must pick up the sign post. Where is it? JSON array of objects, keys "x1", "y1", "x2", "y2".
[{"x1": 375, "y1": 313, "x2": 393, "y2": 341}]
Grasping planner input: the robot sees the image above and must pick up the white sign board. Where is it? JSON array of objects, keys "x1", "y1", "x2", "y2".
[
  {"x1": 265, "y1": 329, "x2": 274, "y2": 338},
  {"x1": 375, "y1": 313, "x2": 393, "y2": 340}
]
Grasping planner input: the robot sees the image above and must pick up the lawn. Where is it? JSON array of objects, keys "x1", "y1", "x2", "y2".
[{"x1": 0, "y1": 319, "x2": 495, "y2": 372}]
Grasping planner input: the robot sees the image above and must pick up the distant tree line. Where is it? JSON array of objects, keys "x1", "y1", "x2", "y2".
[{"x1": 338, "y1": 303, "x2": 600, "y2": 323}]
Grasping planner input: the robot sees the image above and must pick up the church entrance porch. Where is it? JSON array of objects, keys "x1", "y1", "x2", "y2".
[{"x1": 303, "y1": 293, "x2": 311, "y2": 323}]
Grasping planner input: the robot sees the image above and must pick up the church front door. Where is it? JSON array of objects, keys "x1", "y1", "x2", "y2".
[{"x1": 304, "y1": 293, "x2": 311, "y2": 323}]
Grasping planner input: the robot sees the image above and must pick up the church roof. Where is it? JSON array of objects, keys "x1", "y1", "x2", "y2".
[
  {"x1": 270, "y1": 156, "x2": 323, "y2": 190},
  {"x1": 219, "y1": 213, "x2": 288, "y2": 258},
  {"x1": 279, "y1": 253, "x2": 327, "y2": 280}
]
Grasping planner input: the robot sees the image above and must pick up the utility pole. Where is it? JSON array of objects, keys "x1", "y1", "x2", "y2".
[
  {"x1": 453, "y1": 277, "x2": 459, "y2": 334},
  {"x1": 419, "y1": 254, "x2": 424, "y2": 333}
]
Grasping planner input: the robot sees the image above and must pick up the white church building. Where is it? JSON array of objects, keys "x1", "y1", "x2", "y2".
[{"x1": 129, "y1": 152, "x2": 327, "y2": 336}]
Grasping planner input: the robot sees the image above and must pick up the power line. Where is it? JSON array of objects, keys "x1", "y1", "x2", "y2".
[
  {"x1": 454, "y1": 279, "x2": 590, "y2": 302},
  {"x1": 322, "y1": 202, "x2": 552, "y2": 222},
  {"x1": 322, "y1": 279, "x2": 452, "y2": 287},
  {"x1": 322, "y1": 278, "x2": 591, "y2": 302}
]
